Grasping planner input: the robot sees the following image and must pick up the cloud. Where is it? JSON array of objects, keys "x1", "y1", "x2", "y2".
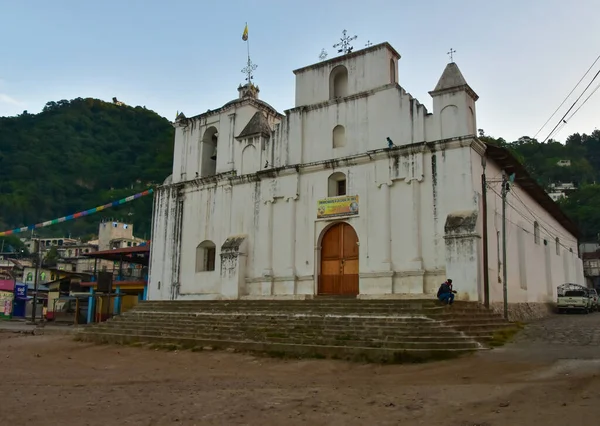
[{"x1": 0, "y1": 93, "x2": 23, "y2": 106}]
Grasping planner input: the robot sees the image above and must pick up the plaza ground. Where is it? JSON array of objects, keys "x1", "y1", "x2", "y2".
[{"x1": 1, "y1": 314, "x2": 600, "y2": 426}]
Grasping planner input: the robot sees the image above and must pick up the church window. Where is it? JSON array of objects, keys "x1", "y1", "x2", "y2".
[
  {"x1": 196, "y1": 240, "x2": 216, "y2": 272},
  {"x1": 337, "y1": 180, "x2": 346, "y2": 196},
  {"x1": 329, "y1": 65, "x2": 348, "y2": 99},
  {"x1": 328, "y1": 172, "x2": 347, "y2": 197},
  {"x1": 390, "y1": 59, "x2": 396, "y2": 84},
  {"x1": 201, "y1": 127, "x2": 218, "y2": 177},
  {"x1": 555, "y1": 237, "x2": 560, "y2": 255},
  {"x1": 533, "y1": 222, "x2": 540, "y2": 245},
  {"x1": 332, "y1": 125, "x2": 346, "y2": 148}
]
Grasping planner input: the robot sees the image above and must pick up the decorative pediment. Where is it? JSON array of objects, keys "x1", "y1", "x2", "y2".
[{"x1": 236, "y1": 111, "x2": 272, "y2": 140}]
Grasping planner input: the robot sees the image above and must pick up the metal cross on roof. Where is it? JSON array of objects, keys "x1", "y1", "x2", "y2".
[
  {"x1": 333, "y1": 29, "x2": 357, "y2": 55},
  {"x1": 365, "y1": 41, "x2": 373, "y2": 47},
  {"x1": 447, "y1": 48, "x2": 456, "y2": 62},
  {"x1": 241, "y1": 57, "x2": 258, "y2": 83},
  {"x1": 319, "y1": 48, "x2": 328, "y2": 61}
]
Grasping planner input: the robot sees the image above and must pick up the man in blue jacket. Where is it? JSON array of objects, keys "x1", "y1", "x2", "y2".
[{"x1": 437, "y1": 279, "x2": 456, "y2": 305}]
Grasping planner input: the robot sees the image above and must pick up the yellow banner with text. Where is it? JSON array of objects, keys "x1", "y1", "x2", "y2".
[{"x1": 317, "y1": 195, "x2": 359, "y2": 219}]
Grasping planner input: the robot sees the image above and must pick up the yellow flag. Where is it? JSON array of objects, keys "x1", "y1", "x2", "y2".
[{"x1": 242, "y1": 24, "x2": 248, "y2": 41}]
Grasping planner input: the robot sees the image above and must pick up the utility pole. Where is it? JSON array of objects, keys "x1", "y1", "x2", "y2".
[
  {"x1": 501, "y1": 173, "x2": 509, "y2": 320},
  {"x1": 31, "y1": 239, "x2": 41, "y2": 324},
  {"x1": 482, "y1": 157, "x2": 490, "y2": 308}
]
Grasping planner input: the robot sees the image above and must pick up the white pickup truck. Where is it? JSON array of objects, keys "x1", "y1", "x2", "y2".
[{"x1": 557, "y1": 289, "x2": 591, "y2": 314}]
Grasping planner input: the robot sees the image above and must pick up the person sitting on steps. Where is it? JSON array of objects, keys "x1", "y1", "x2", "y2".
[{"x1": 437, "y1": 279, "x2": 457, "y2": 305}]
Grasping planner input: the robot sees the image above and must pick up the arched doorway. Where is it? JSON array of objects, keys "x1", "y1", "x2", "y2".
[{"x1": 318, "y1": 222, "x2": 359, "y2": 295}]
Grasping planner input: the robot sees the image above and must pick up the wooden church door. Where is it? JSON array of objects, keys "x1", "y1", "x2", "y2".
[{"x1": 318, "y1": 222, "x2": 359, "y2": 295}]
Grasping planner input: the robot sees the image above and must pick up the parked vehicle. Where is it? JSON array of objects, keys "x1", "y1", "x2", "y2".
[
  {"x1": 557, "y1": 289, "x2": 591, "y2": 314},
  {"x1": 588, "y1": 288, "x2": 599, "y2": 312}
]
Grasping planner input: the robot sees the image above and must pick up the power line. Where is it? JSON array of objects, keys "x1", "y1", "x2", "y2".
[
  {"x1": 487, "y1": 184, "x2": 577, "y2": 251},
  {"x1": 510, "y1": 189, "x2": 578, "y2": 243},
  {"x1": 488, "y1": 183, "x2": 573, "y2": 244},
  {"x1": 546, "y1": 80, "x2": 600, "y2": 141},
  {"x1": 542, "y1": 67, "x2": 600, "y2": 143},
  {"x1": 563, "y1": 80, "x2": 600, "y2": 125},
  {"x1": 533, "y1": 54, "x2": 600, "y2": 140},
  {"x1": 487, "y1": 183, "x2": 576, "y2": 245}
]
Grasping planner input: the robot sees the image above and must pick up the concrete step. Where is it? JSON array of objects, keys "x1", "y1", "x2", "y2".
[
  {"x1": 116, "y1": 312, "x2": 438, "y2": 322},
  {"x1": 442, "y1": 318, "x2": 511, "y2": 326},
  {"x1": 89, "y1": 322, "x2": 467, "y2": 339},
  {"x1": 449, "y1": 323, "x2": 516, "y2": 332},
  {"x1": 134, "y1": 303, "x2": 490, "y2": 311},
  {"x1": 80, "y1": 327, "x2": 480, "y2": 350},
  {"x1": 77, "y1": 332, "x2": 481, "y2": 363},
  {"x1": 93, "y1": 323, "x2": 464, "y2": 338},
  {"x1": 135, "y1": 300, "x2": 489, "y2": 312},
  {"x1": 78, "y1": 299, "x2": 518, "y2": 362},
  {"x1": 85, "y1": 324, "x2": 472, "y2": 340},
  {"x1": 109, "y1": 316, "x2": 442, "y2": 328}
]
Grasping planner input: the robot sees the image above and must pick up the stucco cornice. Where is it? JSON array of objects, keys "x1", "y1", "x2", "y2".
[
  {"x1": 428, "y1": 84, "x2": 479, "y2": 102},
  {"x1": 293, "y1": 42, "x2": 401, "y2": 75},
  {"x1": 285, "y1": 83, "x2": 398, "y2": 114},
  {"x1": 171, "y1": 135, "x2": 478, "y2": 196},
  {"x1": 175, "y1": 98, "x2": 283, "y2": 128}
]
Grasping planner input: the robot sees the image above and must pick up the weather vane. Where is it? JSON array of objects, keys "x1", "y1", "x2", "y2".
[
  {"x1": 365, "y1": 40, "x2": 373, "y2": 47},
  {"x1": 447, "y1": 48, "x2": 456, "y2": 62},
  {"x1": 241, "y1": 57, "x2": 258, "y2": 84},
  {"x1": 333, "y1": 29, "x2": 357, "y2": 55},
  {"x1": 319, "y1": 48, "x2": 328, "y2": 61}
]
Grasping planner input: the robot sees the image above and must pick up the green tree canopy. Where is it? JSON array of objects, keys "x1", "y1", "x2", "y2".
[{"x1": 0, "y1": 98, "x2": 174, "y2": 238}]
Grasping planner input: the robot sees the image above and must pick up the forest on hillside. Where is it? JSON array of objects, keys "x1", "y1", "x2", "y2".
[
  {"x1": 0, "y1": 97, "x2": 599, "y2": 252},
  {"x1": 0, "y1": 98, "x2": 174, "y2": 241}
]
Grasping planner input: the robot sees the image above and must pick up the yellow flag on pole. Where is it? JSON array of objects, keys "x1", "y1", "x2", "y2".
[{"x1": 242, "y1": 24, "x2": 248, "y2": 41}]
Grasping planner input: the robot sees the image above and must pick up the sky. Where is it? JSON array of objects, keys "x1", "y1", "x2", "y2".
[{"x1": 0, "y1": 0, "x2": 599, "y2": 143}]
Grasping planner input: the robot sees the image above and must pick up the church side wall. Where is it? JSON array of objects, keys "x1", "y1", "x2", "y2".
[{"x1": 472, "y1": 154, "x2": 583, "y2": 305}]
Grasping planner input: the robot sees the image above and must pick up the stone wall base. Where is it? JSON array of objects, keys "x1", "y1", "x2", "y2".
[{"x1": 490, "y1": 302, "x2": 555, "y2": 322}]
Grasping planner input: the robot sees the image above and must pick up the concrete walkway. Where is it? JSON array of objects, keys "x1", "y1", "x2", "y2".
[
  {"x1": 0, "y1": 320, "x2": 79, "y2": 335},
  {"x1": 484, "y1": 311, "x2": 600, "y2": 362}
]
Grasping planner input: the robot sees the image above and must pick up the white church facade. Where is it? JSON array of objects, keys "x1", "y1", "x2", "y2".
[{"x1": 148, "y1": 42, "x2": 584, "y2": 306}]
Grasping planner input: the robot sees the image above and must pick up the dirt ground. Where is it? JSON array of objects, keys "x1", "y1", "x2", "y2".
[{"x1": 1, "y1": 316, "x2": 600, "y2": 426}]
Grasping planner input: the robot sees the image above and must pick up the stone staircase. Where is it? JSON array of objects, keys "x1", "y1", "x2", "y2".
[{"x1": 76, "y1": 299, "x2": 518, "y2": 363}]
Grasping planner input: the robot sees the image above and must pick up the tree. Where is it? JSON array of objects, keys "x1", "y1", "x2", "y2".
[
  {"x1": 44, "y1": 246, "x2": 59, "y2": 265},
  {"x1": 559, "y1": 185, "x2": 600, "y2": 240},
  {"x1": 0, "y1": 235, "x2": 28, "y2": 256}
]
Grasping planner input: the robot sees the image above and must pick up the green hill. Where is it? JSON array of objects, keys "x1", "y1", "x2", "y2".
[{"x1": 0, "y1": 98, "x2": 174, "y2": 239}]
